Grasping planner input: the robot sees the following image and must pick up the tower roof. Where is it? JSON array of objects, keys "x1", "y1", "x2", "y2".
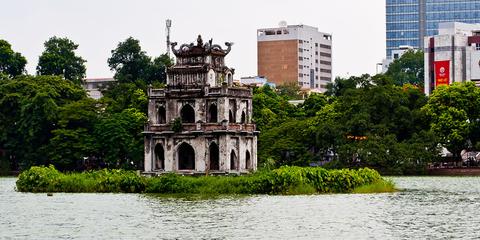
[{"x1": 171, "y1": 35, "x2": 233, "y2": 57}]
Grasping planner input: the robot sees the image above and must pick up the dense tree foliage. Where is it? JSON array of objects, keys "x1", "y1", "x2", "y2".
[
  {"x1": 0, "y1": 75, "x2": 87, "y2": 170},
  {"x1": 37, "y1": 37, "x2": 86, "y2": 85},
  {"x1": 422, "y1": 82, "x2": 480, "y2": 160},
  {"x1": 385, "y1": 50, "x2": 424, "y2": 86},
  {"x1": 257, "y1": 74, "x2": 438, "y2": 174},
  {"x1": 0, "y1": 39, "x2": 27, "y2": 77},
  {"x1": 108, "y1": 37, "x2": 172, "y2": 87},
  {"x1": 2, "y1": 37, "x2": 479, "y2": 175}
]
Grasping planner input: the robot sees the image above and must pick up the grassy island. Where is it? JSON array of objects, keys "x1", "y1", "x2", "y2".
[{"x1": 16, "y1": 165, "x2": 395, "y2": 195}]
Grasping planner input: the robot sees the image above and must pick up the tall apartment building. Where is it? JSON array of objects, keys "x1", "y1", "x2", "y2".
[
  {"x1": 386, "y1": 0, "x2": 480, "y2": 59},
  {"x1": 424, "y1": 22, "x2": 480, "y2": 95},
  {"x1": 257, "y1": 23, "x2": 332, "y2": 91}
]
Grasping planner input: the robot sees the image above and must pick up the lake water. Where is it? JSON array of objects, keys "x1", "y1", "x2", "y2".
[{"x1": 1, "y1": 177, "x2": 480, "y2": 239}]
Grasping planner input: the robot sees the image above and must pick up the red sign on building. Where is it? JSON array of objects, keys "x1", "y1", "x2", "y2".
[{"x1": 434, "y1": 60, "x2": 450, "y2": 87}]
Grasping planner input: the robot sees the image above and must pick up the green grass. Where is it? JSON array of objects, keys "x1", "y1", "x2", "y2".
[
  {"x1": 16, "y1": 165, "x2": 396, "y2": 195},
  {"x1": 352, "y1": 179, "x2": 396, "y2": 194}
]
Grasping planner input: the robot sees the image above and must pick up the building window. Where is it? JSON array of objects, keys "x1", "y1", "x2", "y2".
[
  {"x1": 476, "y1": 43, "x2": 480, "y2": 50},
  {"x1": 320, "y1": 52, "x2": 331, "y2": 57},
  {"x1": 299, "y1": 73, "x2": 303, "y2": 77},
  {"x1": 299, "y1": 40, "x2": 303, "y2": 43},
  {"x1": 320, "y1": 44, "x2": 331, "y2": 49},
  {"x1": 315, "y1": 51, "x2": 318, "y2": 55},
  {"x1": 315, "y1": 67, "x2": 319, "y2": 72},
  {"x1": 299, "y1": 65, "x2": 303, "y2": 69},
  {"x1": 320, "y1": 60, "x2": 331, "y2": 66},
  {"x1": 299, "y1": 48, "x2": 303, "y2": 52},
  {"x1": 320, "y1": 69, "x2": 332, "y2": 73},
  {"x1": 315, "y1": 59, "x2": 319, "y2": 63},
  {"x1": 315, "y1": 43, "x2": 318, "y2": 47},
  {"x1": 299, "y1": 57, "x2": 303, "y2": 61},
  {"x1": 181, "y1": 104, "x2": 195, "y2": 123}
]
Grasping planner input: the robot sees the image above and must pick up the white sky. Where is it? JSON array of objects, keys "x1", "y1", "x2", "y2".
[{"x1": 0, "y1": 0, "x2": 385, "y2": 79}]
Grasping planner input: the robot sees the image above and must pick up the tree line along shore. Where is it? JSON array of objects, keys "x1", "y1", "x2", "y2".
[{"x1": 0, "y1": 37, "x2": 477, "y2": 177}]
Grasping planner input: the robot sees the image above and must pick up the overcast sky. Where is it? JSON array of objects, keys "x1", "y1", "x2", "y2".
[{"x1": 0, "y1": 0, "x2": 385, "y2": 79}]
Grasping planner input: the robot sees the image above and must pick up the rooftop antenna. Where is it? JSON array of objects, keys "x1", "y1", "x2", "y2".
[{"x1": 166, "y1": 19, "x2": 172, "y2": 57}]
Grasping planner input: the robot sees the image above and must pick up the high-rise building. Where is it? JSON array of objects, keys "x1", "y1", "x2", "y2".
[
  {"x1": 257, "y1": 23, "x2": 332, "y2": 92},
  {"x1": 386, "y1": 0, "x2": 480, "y2": 59}
]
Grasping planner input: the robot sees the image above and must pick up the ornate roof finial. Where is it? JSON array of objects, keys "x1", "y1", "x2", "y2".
[{"x1": 197, "y1": 35, "x2": 203, "y2": 47}]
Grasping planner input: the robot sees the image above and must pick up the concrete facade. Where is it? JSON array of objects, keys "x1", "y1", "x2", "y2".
[
  {"x1": 144, "y1": 36, "x2": 258, "y2": 174},
  {"x1": 83, "y1": 78, "x2": 116, "y2": 100},
  {"x1": 257, "y1": 23, "x2": 333, "y2": 92},
  {"x1": 424, "y1": 22, "x2": 480, "y2": 95}
]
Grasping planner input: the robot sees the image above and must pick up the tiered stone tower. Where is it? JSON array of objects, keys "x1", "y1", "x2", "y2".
[{"x1": 144, "y1": 35, "x2": 258, "y2": 174}]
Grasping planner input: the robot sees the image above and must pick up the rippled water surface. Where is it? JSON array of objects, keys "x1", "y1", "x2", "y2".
[{"x1": 1, "y1": 177, "x2": 480, "y2": 239}]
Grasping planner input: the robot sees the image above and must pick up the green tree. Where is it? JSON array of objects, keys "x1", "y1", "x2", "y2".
[
  {"x1": 0, "y1": 75, "x2": 87, "y2": 170},
  {"x1": 385, "y1": 50, "x2": 424, "y2": 86},
  {"x1": 37, "y1": 37, "x2": 87, "y2": 85},
  {"x1": 48, "y1": 98, "x2": 99, "y2": 171},
  {"x1": 277, "y1": 82, "x2": 302, "y2": 100},
  {"x1": 301, "y1": 93, "x2": 328, "y2": 117},
  {"x1": 108, "y1": 37, "x2": 151, "y2": 84},
  {"x1": 252, "y1": 85, "x2": 296, "y2": 131},
  {"x1": 94, "y1": 108, "x2": 147, "y2": 169},
  {"x1": 422, "y1": 82, "x2": 480, "y2": 160},
  {"x1": 108, "y1": 37, "x2": 171, "y2": 87},
  {"x1": 0, "y1": 39, "x2": 27, "y2": 77}
]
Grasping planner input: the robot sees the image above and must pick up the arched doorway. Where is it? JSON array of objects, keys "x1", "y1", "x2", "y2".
[
  {"x1": 154, "y1": 144, "x2": 165, "y2": 170},
  {"x1": 158, "y1": 106, "x2": 166, "y2": 124},
  {"x1": 230, "y1": 150, "x2": 237, "y2": 170},
  {"x1": 178, "y1": 143, "x2": 195, "y2": 170},
  {"x1": 181, "y1": 104, "x2": 195, "y2": 123},
  {"x1": 241, "y1": 111, "x2": 246, "y2": 124},
  {"x1": 209, "y1": 142, "x2": 219, "y2": 170},
  {"x1": 245, "y1": 150, "x2": 251, "y2": 170},
  {"x1": 208, "y1": 104, "x2": 218, "y2": 123}
]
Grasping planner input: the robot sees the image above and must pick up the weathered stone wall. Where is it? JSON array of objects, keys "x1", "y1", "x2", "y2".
[{"x1": 145, "y1": 134, "x2": 257, "y2": 173}]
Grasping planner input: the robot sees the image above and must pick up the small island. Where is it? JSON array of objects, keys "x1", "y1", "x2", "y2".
[{"x1": 16, "y1": 165, "x2": 394, "y2": 195}]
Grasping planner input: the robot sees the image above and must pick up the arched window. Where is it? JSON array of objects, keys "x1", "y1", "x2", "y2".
[
  {"x1": 181, "y1": 104, "x2": 195, "y2": 123},
  {"x1": 227, "y1": 73, "x2": 233, "y2": 85},
  {"x1": 229, "y1": 110, "x2": 235, "y2": 123},
  {"x1": 209, "y1": 142, "x2": 220, "y2": 171},
  {"x1": 245, "y1": 150, "x2": 251, "y2": 170},
  {"x1": 230, "y1": 150, "x2": 237, "y2": 170},
  {"x1": 158, "y1": 106, "x2": 166, "y2": 124},
  {"x1": 241, "y1": 111, "x2": 246, "y2": 124},
  {"x1": 208, "y1": 104, "x2": 218, "y2": 123},
  {"x1": 178, "y1": 143, "x2": 195, "y2": 170},
  {"x1": 154, "y1": 144, "x2": 165, "y2": 170}
]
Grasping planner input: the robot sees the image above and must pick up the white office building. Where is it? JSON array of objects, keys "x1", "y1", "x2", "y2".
[{"x1": 424, "y1": 22, "x2": 480, "y2": 95}]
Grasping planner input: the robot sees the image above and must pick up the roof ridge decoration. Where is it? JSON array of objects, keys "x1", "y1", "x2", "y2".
[{"x1": 170, "y1": 35, "x2": 233, "y2": 57}]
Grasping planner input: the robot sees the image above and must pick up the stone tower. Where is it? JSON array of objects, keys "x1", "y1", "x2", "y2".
[{"x1": 144, "y1": 36, "x2": 258, "y2": 174}]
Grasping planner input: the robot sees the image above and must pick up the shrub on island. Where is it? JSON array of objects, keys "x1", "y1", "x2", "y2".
[{"x1": 16, "y1": 165, "x2": 394, "y2": 194}]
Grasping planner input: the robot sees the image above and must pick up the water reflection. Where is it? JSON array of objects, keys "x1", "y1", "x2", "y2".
[{"x1": 1, "y1": 177, "x2": 480, "y2": 239}]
